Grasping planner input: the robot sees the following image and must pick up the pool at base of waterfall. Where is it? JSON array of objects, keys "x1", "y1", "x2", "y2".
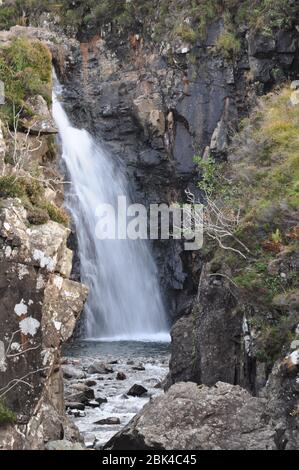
[{"x1": 63, "y1": 341, "x2": 170, "y2": 449}]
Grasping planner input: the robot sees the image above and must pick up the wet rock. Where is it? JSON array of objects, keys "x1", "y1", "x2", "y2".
[
  {"x1": 95, "y1": 396, "x2": 108, "y2": 406},
  {"x1": 65, "y1": 392, "x2": 89, "y2": 405},
  {"x1": 127, "y1": 384, "x2": 148, "y2": 397},
  {"x1": 63, "y1": 365, "x2": 86, "y2": 380},
  {"x1": 66, "y1": 384, "x2": 94, "y2": 404},
  {"x1": 87, "y1": 361, "x2": 113, "y2": 375},
  {"x1": 65, "y1": 402, "x2": 85, "y2": 411},
  {"x1": 85, "y1": 433, "x2": 97, "y2": 449},
  {"x1": 94, "y1": 417, "x2": 120, "y2": 426},
  {"x1": 67, "y1": 409, "x2": 86, "y2": 418},
  {"x1": 105, "y1": 382, "x2": 277, "y2": 450},
  {"x1": 132, "y1": 364, "x2": 145, "y2": 371},
  {"x1": 85, "y1": 379, "x2": 97, "y2": 387},
  {"x1": 46, "y1": 440, "x2": 85, "y2": 451},
  {"x1": 116, "y1": 372, "x2": 127, "y2": 381},
  {"x1": 70, "y1": 383, "x2": 95, "y2": 399},
  {"x1": 86, "y1": 400, "x2": 100, "y2": 408}
]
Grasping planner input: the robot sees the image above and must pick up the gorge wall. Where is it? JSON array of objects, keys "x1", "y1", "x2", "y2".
[
  {"x1": 43, "y1": 1, "x2": 299, "y2": 326},
  {"x1": 0, "y1": 0, "x2": 298, "y2": 450},
  {"x1": 0, "y1": 28, "x2": 88, "y2": 449}
]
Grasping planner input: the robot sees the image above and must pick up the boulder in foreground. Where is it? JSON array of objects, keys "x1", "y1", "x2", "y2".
[{"x1": 105, "y1": 382, "x2": 279, "y2": 450}]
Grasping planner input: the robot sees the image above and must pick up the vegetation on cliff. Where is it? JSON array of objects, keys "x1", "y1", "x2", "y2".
[
  {"x1": 2, "y1": 1, "x2": 298, "y2": 50},
  {"x1": 0, "y1": 34, "x2": 68, "y2": 228},
  {"x1": 0, "y1": 401, "x2": 16, "y2": 426},
  {"x1": 199, "y1": 85, "x2": 299, "y2": 364},
  {"x1": 0, "y1": 37, "x2": 52, "y2": 124}
]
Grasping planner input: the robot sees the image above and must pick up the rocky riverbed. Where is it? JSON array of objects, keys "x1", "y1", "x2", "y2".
[{"x1": 62, "y1": 341, "x2": 170, "y2": 449}]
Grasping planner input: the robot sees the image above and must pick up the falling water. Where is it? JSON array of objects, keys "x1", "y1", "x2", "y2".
[{"x1": 52, "y1": 82, "x2": 169, "y2": 342}]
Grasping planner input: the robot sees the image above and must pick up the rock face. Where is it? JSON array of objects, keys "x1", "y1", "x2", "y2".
[
  {"x1": 0, "y1": 199, "x2": 88, "y2": 450},
  {"x1": 166, "y1": 265, "x2": 240, "y2": 389},
  {"x1": 50, "y1": 10, "x2": 299, "y2": 321},
  {"x1": 105, "y1": 381, "x2": 281, "y2": 450},
  {"x1": 22, "y1": 95, "x2": 58, "y2": 134}
]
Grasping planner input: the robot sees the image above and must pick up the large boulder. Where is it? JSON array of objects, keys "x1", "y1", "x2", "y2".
[
  {"x1": 104, "y1": 382, "x2": 279, "y2": 450},
  {"x1": 166, "y1": 315, "x2": 199, "y2": 388},
  {"x1": 21, "y1": 95, "x2": 58, "y2": 135},
  {"x1": 0, "y1": 198, "x2": 88, "y2": 449}
]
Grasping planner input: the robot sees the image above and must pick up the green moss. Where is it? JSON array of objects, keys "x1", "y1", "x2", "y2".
[
  {"x1": 43, "y1": 202, "x2": 69, "y2": 226},
  {"x1": 215, "y1": 31, "x2": 241, "y2": 59},
  {"x1": 26, "y1": 205, "x2": 50, "y2": 225},
  {"x1": 175, "y1": 24, "x2": 198, "y2": 44},
  {"x1": 0, "y1": 176, "x2": 25, "y2": 199},
  {"x1": 0, "y1": 37, "x2": 52, "y2": 124},
  {"x1": 0, "y1": 176, "x2": 68, "y2": 226},
  {"x1": 0, "y1": 401, "x2": 16, "y2": 426},
  {"x1": 257, "y1": 317, "x2": 296, "y2": 363}
]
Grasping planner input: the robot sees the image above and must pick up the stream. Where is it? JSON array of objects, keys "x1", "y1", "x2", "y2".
[{"x1": 63, "y1": 340, "x2": 170, "y2": 448}]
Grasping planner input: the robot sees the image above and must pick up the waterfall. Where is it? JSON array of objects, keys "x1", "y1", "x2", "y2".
[{"x1": 52, "y1": 83, "x2": 169, "y2": 342}]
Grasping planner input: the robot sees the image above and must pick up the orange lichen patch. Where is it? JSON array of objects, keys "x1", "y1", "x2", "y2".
[
  {"x1": 80, "y1": 36, "x2": 102, "y2": 83},
  {"x1": 261, "y1": 240, "x2": 283, "y2": 254},
  {"x1": 80, "y1": 42, "x2": 90, "y2": 83}
]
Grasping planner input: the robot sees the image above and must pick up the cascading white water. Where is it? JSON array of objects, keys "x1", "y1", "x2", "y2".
[{"x1": 52, "y1": 83, "x2": 169, "y2": 342}]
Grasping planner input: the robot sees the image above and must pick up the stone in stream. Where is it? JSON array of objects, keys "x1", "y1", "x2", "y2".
[
  {"x1": 68, "y1": 409, "x2": 86, "y2": 418},
  {"x1": 95, "y1": 396, "x2": 108, "y2": 405},
  {"x1": 94, "y1": 417, "x2": 120, "y2": 426},
  {"x1": 85, "y1": 379, "x2": 97, "y2": 387},
  {"x1": 65, "y1": 402, "x2": 85, "y2": 411},
  {"x1": 116, "y1": 372, "x2": 127, "y2": 381},
  {"x1": 88, "y1": 361, "x2": 114, "y2": 374},
  {"x1": 70, "y1": 383, "x2": 95, "y2": 400},
  {"x1": 127, "y1": 384, "x2": 148, "y2": 397},
  {"x1": 66, "y1": 384, "x2": 95, "y2": 404},
  {"x1": 132, "y1": 363, "x2": 145, "y2": 371},
  {"x1": 63, "y1": 365, "x2": 86, "y2": 380},
  {"x1": 87, "y1": 400, "x2": 100, "y2": 408}
]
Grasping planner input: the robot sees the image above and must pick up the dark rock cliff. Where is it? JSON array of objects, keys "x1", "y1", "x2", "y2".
[
  {"x1": 50, "y1": 11, "x2": 299, "y2": 325},
  {"x1": 0, "y1": 0, "x2": 298, "y2": 450}
]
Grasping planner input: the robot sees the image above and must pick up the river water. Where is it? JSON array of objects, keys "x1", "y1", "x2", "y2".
[{"x1": 64, "y1": 340, "x2": 170, "y2": 448}]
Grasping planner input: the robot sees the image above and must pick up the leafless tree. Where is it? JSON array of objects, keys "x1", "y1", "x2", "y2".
[
  {"x1": 181, "y1": 188, "x2": 250, "y2": 259},
  {"x1": 0, "y1": 329, "x2": 46, "y2": 401},
  {"x1": 5, "y1": 103, "x2": 70, "y2": 191}
]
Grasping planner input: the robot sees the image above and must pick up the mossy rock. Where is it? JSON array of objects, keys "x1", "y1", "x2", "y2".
[{"x1": 0, "y1": 37, "x2": 52, "y2": 125}]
